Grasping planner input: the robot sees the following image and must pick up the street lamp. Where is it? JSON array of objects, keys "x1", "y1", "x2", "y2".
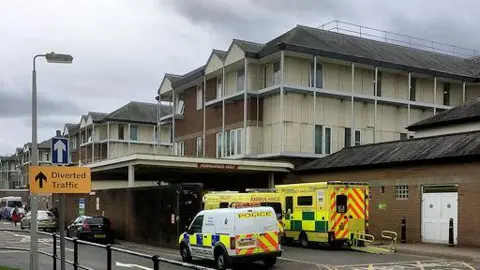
[{"x1": 30, "y1": 51, "x2": 73, "y2": 270}]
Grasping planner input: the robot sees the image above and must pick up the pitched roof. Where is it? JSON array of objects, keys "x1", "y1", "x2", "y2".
[
  {"x1": 233, "y1": 39, "x2": 264, "y2": 54},
  {"x1": 407, "y1": 100, "x2": 480, "y2": 131},
  {"x1": 102, "y1": 101, "x2": 171, "y2": 125},
  {"x1": 88, "y1": 112, "x2": 108, "y2": 122},
  {"x1": 0, "y1": 155, "x2": 16, "y2": 161},
  {"x1": 64, "y1": 123, "x2": 80, "y2": 134},
  {"x1": 171, "y1": 65, "x2": 206, "y2": 88},
  {"x1": 38, "y1": 139, "x2": 51, "y2": 149},
  {"x1": 165, "y1": 73, "x2": 181, "y2": 83},
  {"x1": 213, "y1": 49, "x2": 228, "y2": 61},
  {"x1": 296, "y1": 131, "x2": 480, "y2": 173},
  {"x1": 257, "y1": 25, "x2": 477, "y2": 81}
]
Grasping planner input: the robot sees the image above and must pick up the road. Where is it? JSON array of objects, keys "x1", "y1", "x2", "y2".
[{"x1": 0, "y1": 222, "x2": 477, "y2": 270}]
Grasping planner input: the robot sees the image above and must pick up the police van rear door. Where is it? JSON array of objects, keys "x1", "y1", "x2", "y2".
[
  {"x1": 254, "y1": 207, "x2": 279, "y2": 255},
  {"x1": 234, "y1": 208, "x2": 259, "y2": 256}
]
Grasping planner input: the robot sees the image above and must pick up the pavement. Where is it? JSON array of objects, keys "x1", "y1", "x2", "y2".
[{"x1": 0, "y1": 221, "x2": 478, "y2": 270}]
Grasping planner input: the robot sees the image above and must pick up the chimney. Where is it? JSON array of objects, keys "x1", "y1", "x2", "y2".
[{"x1": 56, "y1": 130, "x2": 62, "y2": 137}]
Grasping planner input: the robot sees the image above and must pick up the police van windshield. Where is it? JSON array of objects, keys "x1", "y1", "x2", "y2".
[
  {"x1": 7, "y1": 201, "x2": 22, "y2": 208},
  {"x1": 260, "y1": 202, "x2": 282, "y2": 219}
]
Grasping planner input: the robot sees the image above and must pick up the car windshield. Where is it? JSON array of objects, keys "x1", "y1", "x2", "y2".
[
  {"x1": 38, "y1": 212, "x2": 54, "y2": 219},
  {"x1": 7, "y1": 201, "x2": 22, "y2": 208}
]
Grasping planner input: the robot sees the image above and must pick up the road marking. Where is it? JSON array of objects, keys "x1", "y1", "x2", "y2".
[
  {"x1": 416, "y1": 261, "x2": 425, "y2": 270},
  {"x1": 462, "y1": 262, "x2": 476, "y2": 270},
  {"x1": 3, "y1": 231, "x2": 74, "y2": 252},
  {"x1": 279, "y1": 256, "x2": 330, "y2": 269},
  {"x1": 334, "y1": 259, "x2": 446, "y2": 267},
  {"x1": 115, "y1": 261, "x2": 153, "y2": 270},
  {"x1": 2, "y1": 222, "x2": 10, "y2": 225},
  {"x1": 0, "y1": 250, "x2": 28, "y2": 253}
]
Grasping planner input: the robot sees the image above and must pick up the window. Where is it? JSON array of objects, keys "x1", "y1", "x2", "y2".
[
  {"x1": 309, "y1": 62, "x2": 323, "y2": 88},
  {"x1": 285, "y1": 196, "x2": 293, "y2": 215},
  {"x1": 118, "y1": 125, "x2": 125, "y2": 140},
  {"x1": 46, "y1": 153, "x2": 49, "y2": 161},
  {"x1": 410, "y1": 78, "x2": 416, "y2": 101},
  {"x1": 176, "y1": 141, "x2": 184, "y2": 156},
  {"x1": 189, "y1": 215, "x2": 204, "y2": 234},
  {"x1": 224, "y1": 128, "x2": 243, "y2": 156},
  {"x1": 236, "y1": 129, "x2": 242, "y2": 155},
  {"x1": 314, "y1": 125, "x2": 323, "y2": 154},
  {"x1": 336, "y1": 195, "x2": 347, "y2": 213},
  {"x1": 219, "y1": 202, "x2": 229, "y2": 208},
  {"x1": 395, "y1": 185, "x2": 409, "y2": 200},
  {"x1": 324, "y1": 127, "x2": 332, "y2": 155},
  {"x1": 344, "y1": 127, "x2": 351, "y2": 148},
  {"x1": 71, "y1": 136, "x2": 77, "y2": 150},
  {"x1": 260, "y1": 202, "x2": 282, "y2": 219},
  {"x1": 87, "y1": 130, "x2": 92, "y2": 142},
  {"x1": 224, "y1": 131, "x2": 230, "y2": 157},
  {"x1": 273, "y1": 61, "x2": 280, "y2": 85},
  {"x1": 216, "y1": 77, "x2": 223, "y2": 99},
  {"x1": 130, "y1": 125, "x2": 138, "y2": 141},
  {"x1": 154, "y1": 127, "x2": 158, "y2": 142},
  {"x1": 375, "y1": 71, "x2": 382, "y2": 97},
  {"x1": 400, "y1": 133, "x2": 408, "y2": 140},
  {"x1": 236, "y1": 69, "x2": 245, "y2": 92},
  {"x1": 216, "y1": 132, "x2": 223, "y2": 158},
  {"x1": 354, "y1": 129, "x2": 361, "y2": 146},
  {"x1": 196, "y1": 85, "x2": 203, "y2": 110},
  {"x1": 443, "y1": 83, "x2": 450, "y2": 106},
  {"x1": 196, "y1": 136, "x2": 203, "y2": 157},
  {"x1": 297, "y1": 196, "x2": 313, "y2": 206}
]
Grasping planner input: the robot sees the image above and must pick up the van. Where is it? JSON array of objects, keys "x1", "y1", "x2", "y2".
[{"x1": 179, "y1": 207, "x2": 282, "y2": 269}]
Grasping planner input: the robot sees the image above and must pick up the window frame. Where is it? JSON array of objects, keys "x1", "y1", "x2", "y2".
[
  {"x1": 196, "y1": 85, "x2": 203, "y2": 110},
  {"x1": 195, "y1": 136, "x2": 203, "y2": 157},
  {"x1": 236, "y1": 69, "x2": 245, "y2": 92},
  {"x1": 336, "y1": 195, "x2": 348, "y2": 213},
  {"x1": 410, "y1": 77, "x2": 417, "y2": 101},
  {"x1": 176, "y1": 141, "x2": 184, "y2": 156},
  {"x1": 188, "y1": 215, "x2": 204, "y2": 234},
  {"x1": 130, "y1": 125, "x2": 138, "y2": 141},
  {"x1": 354, "y1": 129, "x2": 361, "y2": 146},
  {"x1": 443, "y1": 83, "x2": 450, "y2": 106},
  {"x1": 118, "y1": 125, "x2": 125, "y2": 140},
  {"x1": 216, "y1": 77, "x2": 223, "y2": 99},
  {"x1": 309, "y1": 61, "x2": 324, "y2": 88},
  {"x1": 216, "y1": 132, "x2": 223, "y2": 158},
  {"x1": 314, "y1": 125, "x2": 323, "y2": 154},
  {"x1": 395, "y1": 185, "x2": 409, "y2": 200},
  {"x1": 297, "y1": 196, "x2": 313, "y2": 206},
  {"x1": 323, "y1": 126, "x2": 332, "y2": 155},
  {"x1": 273, "y1": 61, "x2": 280, "y2": 85}
]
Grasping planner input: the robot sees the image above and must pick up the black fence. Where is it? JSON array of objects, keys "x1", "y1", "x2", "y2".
[{"x1": 0, "y1": 229, "x2": 214, "y2": 270}]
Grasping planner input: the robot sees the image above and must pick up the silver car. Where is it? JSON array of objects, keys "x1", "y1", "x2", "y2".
[{"x1": 21, "y1": 210, "x2": 57, "y2": 232}]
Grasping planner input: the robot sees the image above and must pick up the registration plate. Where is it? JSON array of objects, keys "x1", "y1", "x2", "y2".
[
  {"x1": 94, "y1": 234, "x2": 106, "y2": 239},
  {"x1": 238, "y1": 240, "x2": 256, "y2": 247}
]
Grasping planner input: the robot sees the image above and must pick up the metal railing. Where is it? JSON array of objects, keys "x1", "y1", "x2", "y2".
[
  {"x1": 381, "y1": 230, "x2": 398, "y2": 253},
  {"x1": 318, "y1": 20, "x2": 477, "y2": 58},
  {"x1": 0, "y1": 229, "x2": 214, "y2": 270}
]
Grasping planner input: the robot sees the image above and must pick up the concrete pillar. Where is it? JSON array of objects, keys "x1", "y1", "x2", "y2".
[
  {"x1": 433, "y1": 76, "x2": 437, "y2": 115},
  {"x1": 268, "y1": 172, "x2": 275, "y2": 189},
  {"x1": 462, "y1": 81, "x2": 466, "y2": 104},
  {"x1": 127, "y1": 165, "x2": 135, "y2": 187}
]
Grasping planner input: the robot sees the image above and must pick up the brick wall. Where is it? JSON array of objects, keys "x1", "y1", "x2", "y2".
[
  {"x1": 176, "y1": 86, "x2": 203, "y2": 138},
  {"x1": 294, "y1": 162, "x2": 480, "y2": 246}
]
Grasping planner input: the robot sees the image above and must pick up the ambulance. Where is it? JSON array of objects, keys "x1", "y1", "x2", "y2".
[
  {"x1": 179, "y1": 207, "x2": 282, "y2": 269},
  {"x1": 276, "y1": 181, "x2": 369, "y2": 248}
]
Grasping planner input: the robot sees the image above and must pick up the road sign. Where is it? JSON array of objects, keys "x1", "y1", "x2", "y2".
[
  {"x1": 51, "y1": 137, "x2": 69, "y2": 165},
  {"x1": 29, "y1": 166, "x2": 91, "y2": 194}
]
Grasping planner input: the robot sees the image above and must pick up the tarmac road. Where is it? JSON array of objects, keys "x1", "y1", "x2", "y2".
[{"x1": 0, "y1": 221, "x2": 477, "y2": 270}]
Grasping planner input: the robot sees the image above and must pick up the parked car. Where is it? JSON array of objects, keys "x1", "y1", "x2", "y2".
[
  {"x1": 21, "y1": 210, "x2": 57, "y2": 232},
  {"x1": 66, "y1": 215, "x2": 114, "y2": 244}
]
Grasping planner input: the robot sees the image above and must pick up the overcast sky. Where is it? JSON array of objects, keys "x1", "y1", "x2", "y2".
[{"x1": 1, "y1": 0, "x2": 479, "y2": 155}]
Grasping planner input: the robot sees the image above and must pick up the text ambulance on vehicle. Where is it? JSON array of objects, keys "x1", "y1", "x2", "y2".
[{"x1": 179, "y1": 206, "x2": 282, "y2": 269}]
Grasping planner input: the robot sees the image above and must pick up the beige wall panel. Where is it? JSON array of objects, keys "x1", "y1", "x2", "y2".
[
  {"x1": 285, "y1": 122, "x2": 301, "y2": 152},
  {"x1": 248, "y1": 63, "x2": 263, "y2": 90},
  {"x1": 205, "y1": 55, "x2": 223, "y2": 75},
  {"x1": 417, "y1": 78, "x2": 434, "y2": 103},
  {"x1": 323, "y1": 63, "x2": 339, "y2": 90},
  {"x1": 377, "y1": 105, "x2": 396, "y2": 131},
  {"x1": 246, "y1": 126, "x2": 263, "y2": 155},
  {"x1": 138, "y1": 125, "x2": 154, "y2": 142},
  {"x1": 395, "y1": 107, "x2": 409, "y2": 132},
  {"x1": 435, "y1": 81, "x2": 444, "y2": 105},
  {"x1": 395, "y1": 74, "x2": 409, "y2": 100},
  {"x1": 450, "y1": 83, "x2": 463, "y2": 106},
  {"x1": 225, "y1": 71, "x2": 237, "y2": 96},
  {"x1": 265, "y1": 63, "x2": 273, "y2": 87},
  {"x1": 301, "y1": 124, "x2": 314, "y2": 153},
  {"x1": 225, "y1": 43, "x2": 244, "y2": 66},
  {"x1": 381, "y1": 72, "x2": 396, "y2": 98},
  {"x1": 109, "y1": 142, "x2": 129, "y2": 158},
  {"x1": 338, "y1": 64, "x2": 352, "y2": 93},
  {"x1": 159, "y1": 78, "x2": 173, "y2": 94}
]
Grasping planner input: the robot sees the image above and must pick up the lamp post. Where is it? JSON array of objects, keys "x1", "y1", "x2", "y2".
[{"x1": 31, "y1": 52, "x2": 73, "y2": 270}]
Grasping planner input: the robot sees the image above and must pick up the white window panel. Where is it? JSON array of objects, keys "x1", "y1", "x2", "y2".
[
  {"x1": 354, "y1": 129, "x2": 361, "y2": 146},
  {"x1": 273, "y1": 61, "x2": 280, "y2": 85},
  {"x1": 216, "y1": 132, "x2": 223, "y2": 158},
  {"x1": 395, "y1": 185, "x2": 409, "y2": 200},
  {"x1": 217, "y1": 77, "x2": 223, "y2": 99},
  {"x1": 309, "y1": 62, "x2": 323, "y2": 88},
  {"x1": 196, "y1": 85, "x2": 203, "y2": 110},
  {"x1": 196, "y1": 136, "x2": 203, "y2": 157},
  {"x1": 236, "y1": 69, "x2": 245, "y2": 92},
  {"x1": 323, "y1": 126, "x2": 332, "y2": 155}
]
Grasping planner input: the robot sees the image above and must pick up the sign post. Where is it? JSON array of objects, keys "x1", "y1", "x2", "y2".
[{"x1": 29, "y1": 165, "x2": 91, "y2": 270}]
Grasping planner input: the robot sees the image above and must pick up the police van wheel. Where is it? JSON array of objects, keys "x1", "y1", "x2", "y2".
[
  {"x1": 180, "y1": 245, "x2": 192, "y2": 263},
  {"x1": 263, "y1": 257, "x2": 277, "y2": 267},
  {"x1": 214, "y1": 251, "x2": 228, "y2": 270}
]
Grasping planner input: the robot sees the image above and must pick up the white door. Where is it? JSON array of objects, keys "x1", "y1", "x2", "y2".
[{"x1": 422, "y1": 192, "x2": 458, "y2": 244}]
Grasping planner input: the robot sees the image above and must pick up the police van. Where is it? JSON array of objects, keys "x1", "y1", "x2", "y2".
[{"x1": 179, "y1": 207, "x2": 282, "y2": 269}]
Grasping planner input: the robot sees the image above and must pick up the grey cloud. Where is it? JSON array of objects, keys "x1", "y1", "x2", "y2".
[{"x1": 0, "y1": 86, "x2": 82, "y2": 119}]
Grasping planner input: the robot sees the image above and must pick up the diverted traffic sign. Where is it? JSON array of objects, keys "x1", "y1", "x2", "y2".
[{"x1": 29, "y1": 166, "x2": 91, "y2": 194}]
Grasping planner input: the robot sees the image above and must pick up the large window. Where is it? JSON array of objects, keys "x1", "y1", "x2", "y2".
[
  {"x1": 196, "y1": 85, "x2": 203, "y2": 110},
  {"x1": 176, "y1": 141, "x2": 184, "y2": 156},
  {"x1": 410, "y1": 78, "x2": 416, "y2": 101},
  {"x1": 216, "y1": 77, "x2": 223, "y2": 99},
  {"x1": 118, "y1": 125, "x2": 125, "y2": 140},
  {"x1": 315, "y1": 125, "x2": 332, "y2": 154},
  {"x1": 443, "y1": 83, "x2": 450, "y2": 106},
  {"x1": 236, "y1": 69, "x2": 245, "y2": 92},
  {"x1": 196, "y1": 136, "x2": 203, "y2": 157},
  {"x1": 345, "y1": 127, "x2": 351, "y2": 148},
  {"x1": 336, "y1": 195, "x2": 347, "y2": 213},
  {"x1": 273, "y1": 61, "x2": 280, "y2": 85},
  {"x1": 309, "y1": 62, "x2": 323, "y2": 88},
  {"x1": 216, "y1": 132, "x2": 223, "y2": 158},
  {"x1": 130, "y1": 125, "x2": 138, "y2": 141}
]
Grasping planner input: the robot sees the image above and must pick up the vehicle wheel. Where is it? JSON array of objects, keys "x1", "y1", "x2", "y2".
[
  {"x1": 20, "y1": 224, "x2": 25, "y2": 230},
  {"x1": 214, "y1": 250, "x2": 228, "y2": 270},
  {"x1": 299, "y1": 233, "x2": 309, "y2": 248},
  {"x1": 263, "y1": 257, "x2": 277, "y2": 267},
  {"x1": 180, "y1": 244, "x2": 192, "y2": 263}
]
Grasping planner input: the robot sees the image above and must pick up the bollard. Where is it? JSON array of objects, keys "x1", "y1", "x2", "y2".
[
  {"x1": 449, "y1": 218, "x2": 454, "y2": 247},
  {"x1": 152, "y1": 255, "x2": 159, "y2": 270},
  {"x1": 73, "y1": 238, "x2": 79, "y2": 270},
  {"x1": 52, "y1": 233, "x2": 57, "y2": 270},
  {"x1": 401, "y1": 217, "x2": 406, "y2": 243},
  {"x1": 106, "y1": 244, "x2": 112, "y2": 270}
]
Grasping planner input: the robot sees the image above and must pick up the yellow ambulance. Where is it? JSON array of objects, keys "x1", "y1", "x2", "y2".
[
  {"x1": 276, "y1": 181, "x2": 369, "y2": 248},
  {"x1": 179, "y1": 207, "x2": 282, "y2": 269}
]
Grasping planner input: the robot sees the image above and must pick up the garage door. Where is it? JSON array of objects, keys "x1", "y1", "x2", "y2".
[{"x1": 421, "y1": 189, "x2": 458, "y2": 244}]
